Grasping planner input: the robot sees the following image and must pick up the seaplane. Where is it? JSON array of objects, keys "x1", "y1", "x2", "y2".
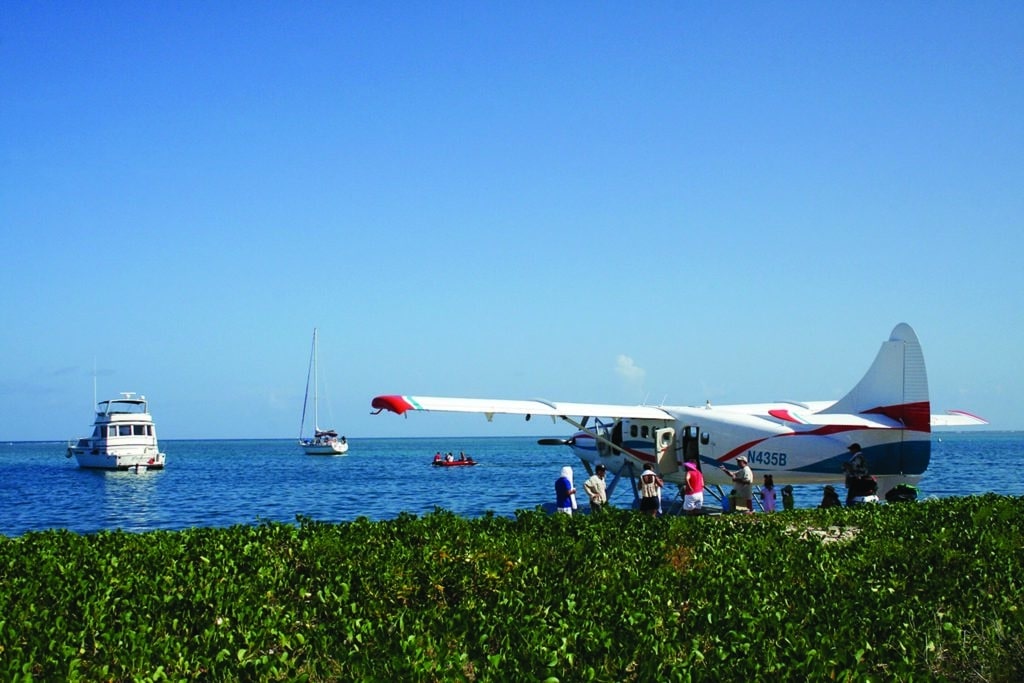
[{"x1": 371, "y1": 323, "x2": 986, "y2": 506}]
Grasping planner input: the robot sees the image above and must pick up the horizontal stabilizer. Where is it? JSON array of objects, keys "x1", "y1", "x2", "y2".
[{"x1": 930, "y1": 410, "x2": 988, "y2": 427}]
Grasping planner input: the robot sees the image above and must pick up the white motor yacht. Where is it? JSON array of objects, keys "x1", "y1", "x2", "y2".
[{"x1": 67, "y1": 393, "x2": 167, "y2": 470}]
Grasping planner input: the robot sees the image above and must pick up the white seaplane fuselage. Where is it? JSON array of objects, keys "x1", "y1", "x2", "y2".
[{"x1": 558, "y1": 402, "x2": 930, "y2": 496}]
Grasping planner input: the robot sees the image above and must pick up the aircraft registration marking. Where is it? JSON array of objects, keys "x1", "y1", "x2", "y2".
[{"x1": 746, "y1": 450, "x2": 788, "y2": 467}]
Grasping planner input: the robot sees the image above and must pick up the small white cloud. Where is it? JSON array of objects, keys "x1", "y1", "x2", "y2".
[{"x1": 615, "y1": 354, "x2": 646, "y2": 389}]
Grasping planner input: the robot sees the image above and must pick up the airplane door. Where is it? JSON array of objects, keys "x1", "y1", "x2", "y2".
[
  {"x1": 681, "y1": 426, "x2": 702, "y2": 470},
  {"x1": 655, "y1": 428, "x2": 677, "y2": 474}
]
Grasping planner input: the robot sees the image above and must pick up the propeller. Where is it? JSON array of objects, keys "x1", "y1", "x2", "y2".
[{"x1": 537, "y1": 437, "x2": 575, "y2": 446}]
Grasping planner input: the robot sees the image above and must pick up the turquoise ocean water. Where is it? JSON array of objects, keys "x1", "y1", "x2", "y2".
[{"x1": 1, "y1": 432, "x2": 1021, "y2": 536}]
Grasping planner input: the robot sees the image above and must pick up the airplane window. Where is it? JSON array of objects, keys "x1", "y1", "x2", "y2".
[
  {"x1": 641, "y1": 426, "x2": 649, "y2": 439},
  {"x1": 701, "y1": 432, "x2": 710, "y2": 445},
  {"x1": 630, "y1": 425, "x2": 638, "y2": 438}
]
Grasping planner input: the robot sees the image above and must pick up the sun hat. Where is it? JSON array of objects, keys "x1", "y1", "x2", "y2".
[{"x1": 737, "y1": 455, "x2": 748, "y2": 463}]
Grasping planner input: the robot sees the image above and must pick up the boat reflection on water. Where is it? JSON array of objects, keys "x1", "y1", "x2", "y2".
[{"x1": 90, "y1": 467, "x2": 164, "y2": 533}]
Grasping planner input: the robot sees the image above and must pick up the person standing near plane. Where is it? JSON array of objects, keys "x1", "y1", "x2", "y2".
[
  {"x1": 583, "y1": 464, "x2": 608, "y2": 512},
  {"x1": 844, "y1": 443, "x2": 867, "y2": 476},
  {"x1": 843, "y1": 443, "x2": 870, "y2": 506},
  {"x1": 555, "y1": 466, "x2": 577, "y2": 515},
  {"x1": 781, "y1": 484, "x2": 795, "y2": 510},
  {"x1": 819, "y1": 485, "x2": 842, "y2": 508},
  {"x1": 638, "y1": 463, "x2": 663, "y2": 516},
  {"x1": 720, "y1": 455, "x2": 753, "y2": 512},
  {"x1": 760, "y1": 474, "x2": 777, "y2": 512},
  {"x1": 682, "y1": 461, "x2": 704, "y2": 514}
]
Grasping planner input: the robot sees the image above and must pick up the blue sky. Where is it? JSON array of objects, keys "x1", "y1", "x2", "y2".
[{"x1": 2, "y1": 2, "x2": 1022, "y2": 440}]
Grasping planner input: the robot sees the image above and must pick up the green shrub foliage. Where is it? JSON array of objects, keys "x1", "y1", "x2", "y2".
[{"x1": 1, "y1": 496, "x2": 1021, "y2": 681}]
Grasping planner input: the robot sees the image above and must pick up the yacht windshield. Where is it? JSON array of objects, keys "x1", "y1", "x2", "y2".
[{"x1": 99, "y1": 399, "x2": 147, "y2": 415}]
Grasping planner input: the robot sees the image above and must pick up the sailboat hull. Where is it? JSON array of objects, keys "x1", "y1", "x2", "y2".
[{"x1": 300, "y1": 439, "x2": 349, "y2": 456}]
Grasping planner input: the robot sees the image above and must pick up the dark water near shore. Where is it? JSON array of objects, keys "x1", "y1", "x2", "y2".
[{"x1": 1, "y1": 432, "x2": 1021, "y2": 536}]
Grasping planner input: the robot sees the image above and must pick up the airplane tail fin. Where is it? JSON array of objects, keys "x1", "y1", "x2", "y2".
[{"x1": 819, "y1": 323, "x2": 931, "y2": 432}]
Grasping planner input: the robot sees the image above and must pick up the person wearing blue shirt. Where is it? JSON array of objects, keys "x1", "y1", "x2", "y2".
[{"x1": 554, "y1": 466, "x2": 577, "y2": 515}]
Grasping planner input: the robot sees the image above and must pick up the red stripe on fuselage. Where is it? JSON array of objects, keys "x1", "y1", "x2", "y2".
[
  {"x1": 718, "y1": 438, "x2": 771, "y2": 464},
  {"x1": 862, "y1": 401, "x2": 931, "y2": 432},
  {"x1": 716, "y1": 419, "x2": 912, "y2": 464}
]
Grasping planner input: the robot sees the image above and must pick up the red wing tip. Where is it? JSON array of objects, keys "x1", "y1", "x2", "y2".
[{"x1": 371, "y1": 395, "x2": 413, "y2": 415}]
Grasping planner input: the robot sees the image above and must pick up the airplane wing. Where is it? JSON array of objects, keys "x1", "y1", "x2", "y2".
[
  {"x1": 930, "y1": 410, "x2": 988, "y2": 427},
  {"x1": 371, "y1": 395, "x2": 676, "y2": 421}
]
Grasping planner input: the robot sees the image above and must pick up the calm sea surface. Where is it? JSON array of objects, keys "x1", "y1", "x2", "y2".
[{"x1": 1, "y1": 432, "x2": 1021, "y2": 537}]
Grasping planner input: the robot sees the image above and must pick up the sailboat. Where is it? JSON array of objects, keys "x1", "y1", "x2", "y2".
[{"x1": 299, "y1": 328, "x2": 349, "y2": 455}]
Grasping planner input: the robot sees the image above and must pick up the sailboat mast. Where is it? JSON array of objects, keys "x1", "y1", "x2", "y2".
[{"x1": 312, "y1": 327, "x2": 319, "y2": 432}]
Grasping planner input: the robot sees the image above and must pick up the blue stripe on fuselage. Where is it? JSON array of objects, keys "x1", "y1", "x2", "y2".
[{"x1": 786, "y1": 440, "x2": 931, "y2": 476}]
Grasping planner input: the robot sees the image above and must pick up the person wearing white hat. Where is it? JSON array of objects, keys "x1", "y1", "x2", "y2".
[
  {"x1": 554, "y1": 466, "x2": 577, "y2": 515},
  {"x1": 638, "y1": 463, "x2": 664, "y2": 516},
  {"x1": 720, "y1": 455, "x2": 754, "y2": 512}
]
